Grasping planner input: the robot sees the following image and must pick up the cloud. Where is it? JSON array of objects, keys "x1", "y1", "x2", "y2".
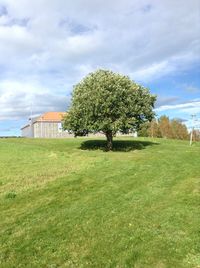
[
  {"x1": 0, "y1": 0, "x2": 199, "y2": 124},
  {"x1": 155, "y1": 99, "x2": 200, "y2": 114},
  {"x1": 0, "y1": 80, "x2": 70, "y2": 120},
  {"x1": 155, "y1": 99, "x2": 200, "y2": 130},
  {"x1": 0, "y1": 5, "x2": 7, "y2": 16},
  {"x1": 155, "y1": 96, "x2": 180, "y2": 108},
  {"x1": 184, "y1": 85, "x2": 200, "y2": 94},
  {"x1": 173, "y1": 117, "x2": 188, "y2": 123},
  {"x1": 0, "y1": 1, "x2": 199, "y2": 76},
  {"x1": 131, "y1": 61, "x2": 174, "y2": 82}
]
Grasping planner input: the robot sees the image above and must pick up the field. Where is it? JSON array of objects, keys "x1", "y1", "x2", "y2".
[{"x1": 0, "y1": 137, "x2": 200, "y2": 268}]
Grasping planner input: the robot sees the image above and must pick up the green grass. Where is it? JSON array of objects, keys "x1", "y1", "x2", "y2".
[{"x1": 0, "y1": 137, "x2": 199, "y2": 268}]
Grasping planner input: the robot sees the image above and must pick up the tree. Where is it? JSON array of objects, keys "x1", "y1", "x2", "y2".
[
  {"x1": 148, "y1": 119, "x2": 162, "y2": 138},
  {"x1": 192, "y1": 129, "x2": 200, "y2": 141},
  {"x1": 63, "y1": 69, "x2": 156, "y2": 150},
  {"x1": 159, "y1": 116, "x2": 173, "y2": 138},
  {"x1": 137, "y1": 121, "x2": 150, "y2": 137},
  {"x1": 137, "y1": 115, "x2": 189, "y2": 141},
  {"x1": 171, "y1": 119, "x2": 188, "y2": 140}
]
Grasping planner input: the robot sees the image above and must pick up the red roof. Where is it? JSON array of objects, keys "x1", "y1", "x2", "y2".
[
  {"x1": 21, "y1": 112, "x2": 67, "y2": 130},
  {"x1": 37, "y1": 112, "x2": 66, "y2": 122}
]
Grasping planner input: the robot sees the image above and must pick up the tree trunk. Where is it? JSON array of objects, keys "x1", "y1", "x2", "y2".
[{"x1": 105, "y1": 131, "x2": 113, "y2": 151}]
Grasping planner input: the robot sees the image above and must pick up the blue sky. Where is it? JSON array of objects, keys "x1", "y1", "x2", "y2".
[{"x1": 0, "y1": 0, "x2": 200, "y2": 136}]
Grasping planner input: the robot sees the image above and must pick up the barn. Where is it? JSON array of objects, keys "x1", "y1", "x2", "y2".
[{"x1": 21, "y1": 112, "x2": 72, "y2": 138}]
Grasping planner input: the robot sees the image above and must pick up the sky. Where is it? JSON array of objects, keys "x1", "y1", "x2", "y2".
[{"x1": 0, "y1": 0, "x2": 200, "y2": 136}]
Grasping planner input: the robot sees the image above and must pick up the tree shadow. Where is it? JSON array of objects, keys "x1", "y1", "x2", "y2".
[{"x1": 80, "y1": 139, "x2": 159, "y2": 152}]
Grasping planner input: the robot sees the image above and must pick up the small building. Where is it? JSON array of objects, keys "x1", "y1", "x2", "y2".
[
  {"x1": 21, "y1": 112, "x2": 72, "y2": 138},
  {"x1": 21, "y1": 111, "x2": 138, "y2": 138}
]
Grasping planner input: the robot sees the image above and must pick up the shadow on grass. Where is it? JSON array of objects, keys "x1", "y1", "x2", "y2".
[{"x1": 80, "y1": 139, "x2": 159, "y2": 152}]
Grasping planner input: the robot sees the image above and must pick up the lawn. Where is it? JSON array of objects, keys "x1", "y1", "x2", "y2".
[{"x1": 0, "y1": 137, "x2": 199, "y2": 268}]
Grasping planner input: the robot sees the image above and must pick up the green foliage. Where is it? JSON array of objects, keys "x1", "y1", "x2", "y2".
[
  {"x1": 64, "y1": 69, "x2": 156, "y2": 149},
  {"x1": 5, "y1": 191, "x2": 17, "y2": 199},
  {"x1": 0, "y1": 138, "x2": 200, "y2": 267},
  {"x1": 137, "y1": 121, "x2": 150, "y2": 137}
]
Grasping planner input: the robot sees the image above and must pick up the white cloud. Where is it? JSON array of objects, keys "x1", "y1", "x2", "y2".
[
  {"x1": 131, "y1": 61, "x2": 172, "y2": 81},
  {"x1": 0, "y1": 0, "x2": 199, "y2": 122},
  {"x1": 155, "y1": 99, "x2": 200, "y2": 114},
  {"x1": 155, "y1": 99, "x2": 200, "y2": 131},
  {"x1": 0, "y1": 80, "x2": 69, "y2": 120},
  {"x1": 184, "y1": 85, "x2": 200, "y2": 93}
]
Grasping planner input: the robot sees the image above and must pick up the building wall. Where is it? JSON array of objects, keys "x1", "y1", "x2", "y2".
[
  {"x1": 22, "y1": 121, "x2": 137, "y2": 138},
  {"x1": 87, "y1": 132, "x2": 137, "y2": 138},
  {"x1": 33, "y1": 121, "x2": 73, "y2": 138},
  {"x1": 21, "y1": 126, "x2": 31, "y2": 137}
]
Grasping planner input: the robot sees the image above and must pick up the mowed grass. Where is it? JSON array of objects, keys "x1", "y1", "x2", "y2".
[{"x1": 0, "y1": 137, "x2": 199, "y2": 268}]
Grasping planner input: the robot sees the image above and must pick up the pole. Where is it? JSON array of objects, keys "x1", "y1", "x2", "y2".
[
  {"x1": 29, "y1": 101, "x2": 33, "y2": 137},
  {"x1": 190, "y1": 127, "x2": 193, "y2": 146},
  {"x1": 190, "y1": 114, "x2": 196, "y2": 146}
]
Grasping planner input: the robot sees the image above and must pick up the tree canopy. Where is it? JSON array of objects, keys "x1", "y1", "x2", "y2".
[
  {"x1": 138, "y1": 115, "x2": 189, "y2": 140},
  {"x1": 63, "y1": 69, "x2": 156, "y2": 150}
]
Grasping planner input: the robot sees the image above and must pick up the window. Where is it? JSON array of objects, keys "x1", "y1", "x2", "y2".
[{"x1": 58, "y1": 122, "x2": 62, "y2": 133}]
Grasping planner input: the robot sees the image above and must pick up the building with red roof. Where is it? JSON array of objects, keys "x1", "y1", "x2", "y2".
[{"x1": 21, "y1": 112, "x2": 71, "y2": 138}]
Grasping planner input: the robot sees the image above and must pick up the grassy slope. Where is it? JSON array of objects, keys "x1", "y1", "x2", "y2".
[{"x1": 0, "y1": 137, "x2": 199, "y2": 268}]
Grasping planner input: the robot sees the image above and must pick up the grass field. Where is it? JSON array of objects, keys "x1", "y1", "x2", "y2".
[{"x1": 0, "y1": 137, "x2": 200, "y2": 268}]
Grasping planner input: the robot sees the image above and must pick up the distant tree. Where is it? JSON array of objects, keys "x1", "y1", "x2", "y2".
[
  {"x1": 193, "y1": 130, "x2": 200, "y2": 141},
  {"x1": 171, "y1": 119, "x2": 188, "y2": 140},
  {"x1": 159, "y1": 116, "x2": 173, "y2": 138},
  {"x1": 138, "y1": 121, "x2": 150, "y2": 137},
  {"x1": 63, "y1": 69, "x2": 156, "y2": 150},
  {"x1": 138, "y1": 120, "x2": 161, "y2": 138},
  {"x1": 148, "y1": 119, "x2": 162, "y2": 138},
  {"x1": 137, "y1": 116, "x2": 189, "y2": 141}
]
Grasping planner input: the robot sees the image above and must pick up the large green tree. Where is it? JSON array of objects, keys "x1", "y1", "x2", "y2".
[{"x1": 64, "y1": 70, "x2": 156, "y2": 150}]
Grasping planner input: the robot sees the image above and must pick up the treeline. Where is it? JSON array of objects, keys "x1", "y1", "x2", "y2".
[
  {"x1": 192, "y1": 129, "x2": 200, "y2": 141},
  {"x1": 138, "y1": 116, "x2": 189, "y2": 140}
]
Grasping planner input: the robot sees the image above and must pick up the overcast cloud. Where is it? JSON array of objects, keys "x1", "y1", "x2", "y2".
[{"x1": 0, "y1": 0, "x2": 200, "y2": 134}]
